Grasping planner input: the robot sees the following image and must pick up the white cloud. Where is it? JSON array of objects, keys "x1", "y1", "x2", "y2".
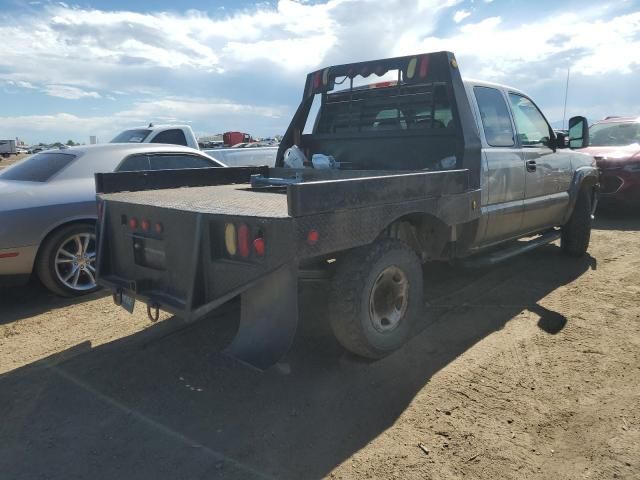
[
  {"x1": 453, "y1": 9, "x2": 471, "y2": 23},
  {"x1": 421, "y1": 11, "x2": 640, "y2": 78},
  {"x1": 5, "y1": 80, "x2": 37, "y2": 89},
  {"x1": 44, "y1": 85, "x2": 102, "y2": 99},
  {"x1": 0, "y1": 96, "x2": 290, "y2": 142},
  {"x1": 0, "y1": 0, "x2": 459, "y2": 96},
  {"x1": 0, "y1": 1, "x2": 638, "y2": 140}
]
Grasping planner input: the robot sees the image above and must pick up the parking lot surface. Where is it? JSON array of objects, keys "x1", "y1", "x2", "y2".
[{"x1": 1, "y1": 207, "x2": 638, "y2": 479}]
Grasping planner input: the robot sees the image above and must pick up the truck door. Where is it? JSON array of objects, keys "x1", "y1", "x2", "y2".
[
  {"x1": 473, "y1": 86, "x2": 525, "y2": 244},
  {"x1": 507, "y1": 94, "x2": 571, "y2": 233}
]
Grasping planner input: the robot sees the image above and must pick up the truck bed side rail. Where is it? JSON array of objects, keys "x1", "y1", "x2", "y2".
[
  {"x1": 95, "y1": 166, "x2": 269, "y2": 194},
  {"x1": 287, "y1": 169, "x2": 470, "y2": 216}
]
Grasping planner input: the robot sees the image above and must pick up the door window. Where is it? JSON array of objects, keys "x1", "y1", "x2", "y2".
[
  {"x1": 148, "y1": 154, "x2": 218, "y2": 170},
  {"x1": 116, "y1": 154, "x2": 150, "y2": 172},
  {"x1": 474, "y1": 87, "x2": 515, "y2": 147},
  {"x1": 150, "y1": 129, "x2": 188, "y2": 146},
  {"x1": 508, "y1": 94, "x2": 551, "y2": 147}
]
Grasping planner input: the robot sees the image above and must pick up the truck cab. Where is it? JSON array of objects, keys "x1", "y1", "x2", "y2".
[
  {"x1": 461, "y1": 79, "x2": 596, "y2": 248},
  {"x1": 110, "y1": 124, "x2": 200, "y2": 150}
]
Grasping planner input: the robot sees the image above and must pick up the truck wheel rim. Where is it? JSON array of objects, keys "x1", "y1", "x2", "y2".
[
  {"x1": 54, "y1": 233, "x2": 97, "y2": 291},
  {"x1": 369, "y1": 265, "x2": 409, "y2": 333}
]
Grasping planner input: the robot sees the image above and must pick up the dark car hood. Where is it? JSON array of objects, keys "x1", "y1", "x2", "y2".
[{"x1": 578, "y1": 144, "x2": 640, "y2": 168}]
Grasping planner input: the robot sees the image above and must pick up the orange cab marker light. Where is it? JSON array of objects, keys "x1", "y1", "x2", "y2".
[
  {"x1": 141, "y1": 219, "x2": 150, "y2": 232},
  {"x1": 0, "y1": 252, "x2": 19, "y2": 259},
  {"x1": 128, "y1": 217, "x2": 138, "y2": 230},
  {"x1": 155, "y1": 222, "x2": 164, "y2": 235}
]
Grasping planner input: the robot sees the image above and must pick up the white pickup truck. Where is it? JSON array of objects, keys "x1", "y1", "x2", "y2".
[{"x1": 110, "y1": 124, "x2": 277, "y2": 167}]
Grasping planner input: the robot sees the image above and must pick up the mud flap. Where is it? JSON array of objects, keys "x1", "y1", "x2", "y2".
[{"x1": 223, "y1": 263, "x2": 298, "y2": 370}]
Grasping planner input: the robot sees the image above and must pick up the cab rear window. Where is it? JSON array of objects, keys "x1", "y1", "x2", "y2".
[{"x1": 0, "y1": 152, "x2": 77, "y2": 182}]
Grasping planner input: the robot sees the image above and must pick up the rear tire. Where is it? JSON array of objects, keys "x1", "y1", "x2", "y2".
[
  {"x1": 36, "y1": 223, "x2": 100, "y2": 297},
  {"x1": 561, "y1": 188, "x2": 592, "y2": 257},
  {"x1": 328, "y1": 238, "x2": 423, "y2": 359}
]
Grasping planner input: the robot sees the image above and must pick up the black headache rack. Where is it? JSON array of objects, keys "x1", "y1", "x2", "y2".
[{"x1": 277, "y1": 50, "x2": 482, "y2": 188}]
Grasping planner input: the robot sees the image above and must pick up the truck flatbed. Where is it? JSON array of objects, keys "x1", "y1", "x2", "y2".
[{"x1": 102, "y1": 183, "x2": 290, "y2": 219}]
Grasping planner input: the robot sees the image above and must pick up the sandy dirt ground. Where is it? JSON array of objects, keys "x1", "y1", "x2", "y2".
[
  {"x1": 1, "y1": 206, "x2": 638, "y2": 479},
  {"x1": 0, "y1": 152, "x2": 27, "y2": 170}
]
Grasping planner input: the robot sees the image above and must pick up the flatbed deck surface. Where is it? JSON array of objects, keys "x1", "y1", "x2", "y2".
[{"x1": 101, "y1": 183, "x2": 290, "y2": 218}]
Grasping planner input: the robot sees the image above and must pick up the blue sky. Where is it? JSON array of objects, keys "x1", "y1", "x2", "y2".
[{"x1": 0, "y1": 0, "x2": 639, "y2": 144}]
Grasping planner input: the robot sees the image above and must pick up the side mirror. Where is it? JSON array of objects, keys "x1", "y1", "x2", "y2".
[
  {"x1": 568, "y1": 116, "x2": 589, "y2": 149},
  {"x1": 554, "y1": 131, "x2": 568, "y2": 149}
]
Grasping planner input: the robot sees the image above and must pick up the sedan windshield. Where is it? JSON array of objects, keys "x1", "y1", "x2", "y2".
[
  {"x1": 110, "y1": 129, "x2": 152, "y2": 143},
  {"x1": 589, "y1": 122, "x2": 640, "y2": 147}
]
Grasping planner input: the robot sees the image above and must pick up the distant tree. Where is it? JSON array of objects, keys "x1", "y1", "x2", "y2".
[{"x1": 66, "y1": 139, "x2": 76, "y2": 146}]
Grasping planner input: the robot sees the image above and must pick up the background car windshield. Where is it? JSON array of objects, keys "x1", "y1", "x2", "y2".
[
  {"x1": 110, "y1": 129, "x2": 152, "y2": 143},
  {"x1": 589, "y1": 122, "x2": 640, "y2": 146},
  {"x1": 0, "y1": 152, "x2": 77, "y2": 182}
]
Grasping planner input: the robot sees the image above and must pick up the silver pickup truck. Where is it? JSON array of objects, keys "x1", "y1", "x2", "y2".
[{"x1": 95, "y1": 52, "x2": 598, "y2": 368}]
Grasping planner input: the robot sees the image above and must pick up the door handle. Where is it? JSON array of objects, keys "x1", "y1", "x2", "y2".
[{"x1": 526, "y1": 160, "x2": 537, "y2": 172}]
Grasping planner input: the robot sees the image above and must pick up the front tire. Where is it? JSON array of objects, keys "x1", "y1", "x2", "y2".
[
  {"x1": 329, "y1": 238, "x2": 423, "y2": 359},
  {"x1": 561, "y1": 188, "x2": 593, "y2": 257},
  {"x1": 36, "y1": 223, "x2": 100, "y2": 297}
]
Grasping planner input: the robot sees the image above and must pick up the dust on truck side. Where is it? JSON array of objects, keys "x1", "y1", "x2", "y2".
[{"x1": 94, "y1": 51, "x2": 598, "y2": 369}]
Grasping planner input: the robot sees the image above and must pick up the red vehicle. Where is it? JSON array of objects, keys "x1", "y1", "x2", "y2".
[
  {"x1": 579, "y1": 116, "x2": 640, "y2": 204},
  {"x1": 223, "y1": 131, "x2": 253, "y2": 147}
]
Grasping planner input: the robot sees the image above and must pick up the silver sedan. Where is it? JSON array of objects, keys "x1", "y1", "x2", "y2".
[{"x1": 0, "y1": 143, "x2": 224, "y2": 296}]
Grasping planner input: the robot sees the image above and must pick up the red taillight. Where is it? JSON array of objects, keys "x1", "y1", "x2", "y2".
[
  {"x1": 155, "y1": 222, "x2": 163, "y2": 235},
  {"x1": 237, "y1": 224, "x2": 250, "y2": 258},
  {"x1": 141, "y1": 219, "x2": 150, "y2": 232},
  {"x1": 97, "y1": 202, "x2": 103, "y2": 221},
  {"x1": 307, "y1": 229, "x2": 319, "y2": 245},
  {"x1": 128, "y1": 217, "x2": 138, "y2": 230},
  {"x1": 253, "y1": 237, "x2": 265, "y2": 256}
]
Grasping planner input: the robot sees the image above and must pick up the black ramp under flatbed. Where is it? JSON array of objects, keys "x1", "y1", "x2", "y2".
[{"x1": 101, "y1": 183, "x2": 290, "y2": 218}]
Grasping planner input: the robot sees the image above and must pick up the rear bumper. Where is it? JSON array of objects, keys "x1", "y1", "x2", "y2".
[{"x1": 0, "y1": 245, "x2": 38, "y2": 276}]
